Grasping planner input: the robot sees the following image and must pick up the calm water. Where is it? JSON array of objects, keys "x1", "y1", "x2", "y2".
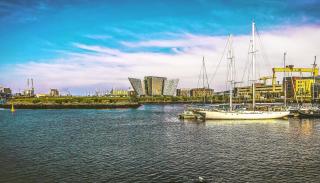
[{"x1": 0, "y1": 105, "x2": 320, "y2": 182}]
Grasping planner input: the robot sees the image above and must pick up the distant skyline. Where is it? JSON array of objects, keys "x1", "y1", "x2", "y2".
[{"x1": 0, "y1": 0, "x2": 320, "y2": 94}]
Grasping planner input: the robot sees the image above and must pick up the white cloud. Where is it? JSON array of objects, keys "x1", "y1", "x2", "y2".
[
  {"x1": 120, "y1": 33, "x2": 225, "y2": 49},
  {"x1": 73, "y1": 43, "x2": 123, "y2": 56},
  {"x1": 85, "y1": 34, "x2": 112, "y2": 40},
  {"x1": 1, "y1": 25, "x2": 320, "y2": 94}
]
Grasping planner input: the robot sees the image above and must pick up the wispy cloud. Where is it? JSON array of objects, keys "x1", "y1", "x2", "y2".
[
  {"x1": 120, "y1": 33, "x2": 224, "y2": 49},
  {"x1": 85, "y1": 34, "x2": 112, "y2": 40},
  {"x1": 1, "y1": 25, "x2": 320, "y2": 94},
  {"x1": 73, "y1": 43, "x2": 122, "y2": 56}
]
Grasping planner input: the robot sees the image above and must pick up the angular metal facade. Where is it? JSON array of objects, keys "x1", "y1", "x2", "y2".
[
  {"x1": 144, "y1": 76, "x2": 167, "y2": 96},
  {"x1": 163, "y1": 79, "x2": 179, "y2": 96},
  {"x1": 129, "y1": 76, "x2": 178, "y2": 96},
  {"x1": 128, "y1": 78, "x2": 145, "y2": 96}
]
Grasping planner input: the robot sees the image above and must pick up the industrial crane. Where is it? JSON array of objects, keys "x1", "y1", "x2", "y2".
[
  {"x1": 272, "y1": 65, "x2": 319, "y2": 91},
  {"x1": 259, "y1": 76, "x2": 274, "y2": 85}
]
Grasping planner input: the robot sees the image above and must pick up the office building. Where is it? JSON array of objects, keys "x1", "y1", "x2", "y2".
[{"x1": 111, "y1": 89, "x2": 128, "y2": 96}]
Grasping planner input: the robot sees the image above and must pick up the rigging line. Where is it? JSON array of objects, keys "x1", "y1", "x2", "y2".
[
  {"x1": 232, "y1": 42, "x2": 237, "y2": 88},
  {"x1": 196, "y1": 59, "x2": 203, "y2": 89},
  {"x1": 202, "y1": 57, "x2": 205, "y2": 88},
  {"x1": 256, "y1": 53, "x2": 262, "y2": 81},
  {"x1": 248, "y1": 60, "x2": 252, "y2": 87},
  {"x1": 203, "y1": 58, "x2": 210, "y2": 88},
  {"x1": 208, "y1": 36, "x2": 230, "y2": 86},
  {"x1": 256, "y1": 26, "x2": 272, "y2": 74},
  {"x1": 225, "y1": 58, "x2": 231, "y2": 92},
  {"x1": 241, "y1": 43, "x2": 252, "y2": 85}
]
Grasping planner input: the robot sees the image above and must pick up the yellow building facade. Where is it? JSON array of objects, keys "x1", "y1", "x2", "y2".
[
  {"x1": 294, "y1": 78, "x2": 314, "y2": 99},
  {"x1": 235, "y1": 84, "x2": 283, "y2": 99}
]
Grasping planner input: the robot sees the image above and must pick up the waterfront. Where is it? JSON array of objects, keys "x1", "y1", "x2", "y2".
[{"x1": 0, "y1": 104, "x2": 320, "y2": 182}]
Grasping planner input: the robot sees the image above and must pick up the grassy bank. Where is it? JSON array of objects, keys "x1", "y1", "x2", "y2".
[
  {"x1": 0, "y1": 103, "x2": 141, "y2": 109},
  {"x1": 4, "y1": 95, "x2": 294, "y2": 106},
  {"x1": 2, "y1": 96, "x2": 140, "y2": 109}
]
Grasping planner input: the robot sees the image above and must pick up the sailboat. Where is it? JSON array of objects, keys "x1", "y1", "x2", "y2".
[
  {"x1": 179, "y1": 57, "x2": 209, "y2": 120},
  {"x1": 199, "y1": 21, "x2": 290, "y2": 120}
]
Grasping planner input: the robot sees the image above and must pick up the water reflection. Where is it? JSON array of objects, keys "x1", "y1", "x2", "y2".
[
  {"x1": 205, "y1": 119, "x2": 288, "y2": 126},
  {"x1": 289, "y1": 118, "x2": 319, "y2": 136},
  {"x1": 1, "y1": 106, "x2": 320, "y2": 182},
  {"x1": 179, "y1": 117, "x2": 320, "y2": 137}
]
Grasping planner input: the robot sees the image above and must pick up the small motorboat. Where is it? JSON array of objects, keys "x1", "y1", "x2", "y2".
[
  {"x1": 298, "y1": 108, "x2": 320, "y2": 118},
  {"x1": 179, "y1": 110, "x2": 205, "y2": 120}
]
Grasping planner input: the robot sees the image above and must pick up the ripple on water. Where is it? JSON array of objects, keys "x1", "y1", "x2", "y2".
[{"x1": 0, "y1": 105, "x2": 320, "y2": 182}]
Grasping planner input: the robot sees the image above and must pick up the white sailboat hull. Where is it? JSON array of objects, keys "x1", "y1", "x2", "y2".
[{"x1": 199, "y1": 110, "x2": 290, "y2": 120}]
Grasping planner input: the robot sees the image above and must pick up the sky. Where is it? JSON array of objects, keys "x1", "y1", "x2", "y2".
[{"x1": 0, "y1": 0, "x2": 320, "y2": 95}]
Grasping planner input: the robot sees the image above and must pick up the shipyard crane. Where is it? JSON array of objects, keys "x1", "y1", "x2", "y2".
[
  {"x1": 259, "y1": 76, "x2": 274, "y2": 85},
  {"x1": 272, "y1": 65, "x2": 319, "y2": 91}
]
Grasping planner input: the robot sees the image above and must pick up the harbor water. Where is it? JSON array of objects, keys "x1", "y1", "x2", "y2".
[{"x1": 0, "y1": 104, "x2": 320, "y2": 182}]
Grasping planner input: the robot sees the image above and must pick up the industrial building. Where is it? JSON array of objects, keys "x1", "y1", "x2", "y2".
[
  {"x1": 232, "y1": 65, "x2": 320, "y2": 101},
  {"x1": 23, "y1": 78, "x2": 35, "y2": 97},
  {"x1": 272, "y1": 65, "x2": 318, "y2": 92},
  {"x1": 284, "y1": 76, "x2": 320, "y2": 100},
  {"x1": 110, "y1": 89, "x2": 129, "y2": 96},
  {"x1": 0, "y1": 85, "x2": 12, "y2": 98},
  {"x1": 176, "y1": 88, "x2": 191, "y2": 97},
  {"x1": 128, "y1": 76, "x2": 179, "y2": 96},
  {"x1": 234, "y1": 83, "x2": 283, "y2": 99},
  {"x1": 176, "y1": 88, "x2": 214, "y2": 97},
  {"x1": 312, "y1": 83, "x2": 320, "y2": 99},
  {"x1": 190, "y1": 88, "x2": 214, "y2": 97}
]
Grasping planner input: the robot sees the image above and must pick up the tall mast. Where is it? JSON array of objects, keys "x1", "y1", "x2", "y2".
[
  {"x1": 201, "y1": 57, "x2": 209, "y2": 103},
  {"x1": 312, "y1": 56, "x2": 317, "y2": 102},
  {"x1": 284, "y1": 52, "x2": 287, "y2": 107},
  {"x1": 228, "y1": 35, "x2": 233, "y2": 111},
  {"x1": 202, "y1": 57, "x2": 205, "y2": 89},
  {"x1": 202, "y1": 57, "x2": 205, "y2": 103},
  {"x1": 252, "y1": 21, "x2": 256, "y2": 110}
]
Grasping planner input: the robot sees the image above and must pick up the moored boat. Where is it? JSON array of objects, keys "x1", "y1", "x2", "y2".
[
  {"x1": 199, "y1": 21, "x2": 289, "y2": 120},
  {"x1": 179, "y1": 110, "x2": 205, "y2": 120},
  {"x1": 298, "y1": 107, "x2": 320, "y2": 118},
  {"x1": 199, "y1": 109, "x2": 289, "y2": 120}
]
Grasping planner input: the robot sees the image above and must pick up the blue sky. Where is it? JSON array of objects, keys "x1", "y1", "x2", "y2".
[{"x1": 0, "y1": 0, "x2": 320, "y2": 94}]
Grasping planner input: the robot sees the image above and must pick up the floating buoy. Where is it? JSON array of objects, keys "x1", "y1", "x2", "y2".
[{"x1": 11, "y1": 103, "x2": 15, "y2": 113}]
